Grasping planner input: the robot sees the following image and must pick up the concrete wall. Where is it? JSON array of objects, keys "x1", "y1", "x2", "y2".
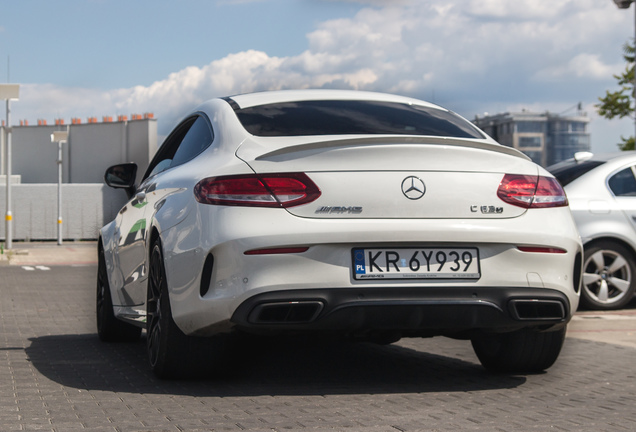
[
  {"x1": 0, "y1": 184, "x2": 129, "y2": 241},
  {"x1": 68, "y1": 122, "x2": 127, "y2": 184},
  {"x1": 7, "y1": 125, "x2": 63, "y2": 183},
  {"x1": 1, "y1": 118, "x2": 157, "y2": 185},
  {"x1": 128, "y1": 119, "x2": 158, "y2": 181}
]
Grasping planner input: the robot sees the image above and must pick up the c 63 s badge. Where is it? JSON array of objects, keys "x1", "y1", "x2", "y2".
[
  {"x1": 316, "y1": 206, "x2": 363, "y2": 214},
  {"x1": 471, "y1": 205, "x2": 503, "y2": 214}
]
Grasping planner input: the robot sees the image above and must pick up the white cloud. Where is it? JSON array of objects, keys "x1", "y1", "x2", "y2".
[
  {"x1": 465, "y1": 0, "x2": 570, "y2": 20},
  {"x1": 9, "y1": 0, "x2": 635, "y2": 149},
  {"x1": 534, "y1": 53, "x2": 622, "y2": 81},
  {"x1": 324, "y1": 0, "x2": 412, "y2": 5}
]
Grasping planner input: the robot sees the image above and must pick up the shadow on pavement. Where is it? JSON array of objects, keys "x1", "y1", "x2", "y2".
[{"x1": 26, "y1": 333, "x2": 526, "y2": 396}]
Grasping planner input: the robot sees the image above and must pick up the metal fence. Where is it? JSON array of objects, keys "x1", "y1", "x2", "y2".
[{"x1": 0, "y1": 184, "x2": 128, "y2": 241}]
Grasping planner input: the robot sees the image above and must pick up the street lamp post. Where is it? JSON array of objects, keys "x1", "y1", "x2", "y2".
[
  {"x1": 0, "y1": 84, "x2": 19, "y2": 250},
  {"x1": 51, "y1": 130, "x2": 68, "y2": 246},
  {"x1": 613, "y1": 0, "x2": 636, "y2": 142}
]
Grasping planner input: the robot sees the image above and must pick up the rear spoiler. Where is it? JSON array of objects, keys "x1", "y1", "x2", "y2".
[{"x1": 237, "y1": 135, "x2": 530, "y2": 162}]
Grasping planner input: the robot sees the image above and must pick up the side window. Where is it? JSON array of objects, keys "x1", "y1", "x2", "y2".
[
  {"x1": 170, "y1": 116, "x2": 213, "y2": 168},
  {"x1": 146, "y1": 159, "x2": 173, "y2": 179},
  {"x1": 143, "y1": 117, "x2": 197, "y2": 180},
  {"x1": 608, "y1": 167, "x2": 636, "y2": 197}
]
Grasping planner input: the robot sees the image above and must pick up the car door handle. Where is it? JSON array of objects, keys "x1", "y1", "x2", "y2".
[{"x1": 135, "y1": 191, "x2": 146, "y2": 202}]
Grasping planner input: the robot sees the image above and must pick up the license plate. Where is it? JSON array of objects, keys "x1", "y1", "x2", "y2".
[{"x1": 352, "y1": 247, "x2": 480, "y2": 280}]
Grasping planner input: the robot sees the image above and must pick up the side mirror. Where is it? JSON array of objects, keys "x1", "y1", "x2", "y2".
[{"x1": 104, "y1": 163, "x2": 137, "y2": 197}]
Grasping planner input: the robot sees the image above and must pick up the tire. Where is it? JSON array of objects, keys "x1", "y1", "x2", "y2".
[
  {"x1": 96, "y1": 244, "x2": 142, "y2": 342},
  {"x1": 581, "y1": 241, "x2": 636, "y2": 310},
  {"x1": 146, "y1": 239, "x2": 231, "y2": 379},
  {"x1": 471, "y1": 326, "x2": 566, "y2": 373}
]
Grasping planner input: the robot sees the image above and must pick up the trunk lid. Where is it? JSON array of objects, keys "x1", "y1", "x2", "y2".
[{"x1": 236, "y1": 136, "x2": 537, "y2": 219}]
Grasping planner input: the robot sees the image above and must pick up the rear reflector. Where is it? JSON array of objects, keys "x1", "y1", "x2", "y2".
[
  {"x1": 194, "y1": 173, "x2": 321, "y2": 208},
  {"x1": 245, "y1": 247, "x2": 309, "y2": 255},
  {"x1": 497, "y1": 174, "x2": 568, "y2": 209},
  {"x1": 517, "y1": 246, "x2": 567, "y2": 254}
]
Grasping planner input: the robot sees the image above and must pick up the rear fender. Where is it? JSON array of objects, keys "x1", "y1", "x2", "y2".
[{"x1": 578, "y1": 218, "x2": 636, "y2": 253}]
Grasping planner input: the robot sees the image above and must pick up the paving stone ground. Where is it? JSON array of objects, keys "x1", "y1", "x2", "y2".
[{"x1": 0, "y1": 264, "x2": 634, "y2": 431}]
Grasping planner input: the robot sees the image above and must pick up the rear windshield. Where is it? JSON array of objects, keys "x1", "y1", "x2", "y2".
[
  {"x1": 230, "y1": 100, "x2": 485, "y2": 139},
  {"x1": 548, "y1": 160, "x2": 606, "y2": 187}
]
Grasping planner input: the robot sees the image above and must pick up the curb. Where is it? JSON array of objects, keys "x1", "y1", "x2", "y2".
[{"x1": 0, "y1": 242, "x2": 97, "y2": 266}]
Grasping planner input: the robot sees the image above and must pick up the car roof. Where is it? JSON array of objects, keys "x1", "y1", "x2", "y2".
[
  {"x1": 585, "y1": 151, "x2": 636, "y2": 163},
  {"x1": 549, "y1": 151, "x2": 636, "y2": 170},
  {"x1": 225, "y1": 89, "x2": 443, "y2": 110},
  {"x1": 548, "y1": 151, "x2": 636, "y2": 187}
]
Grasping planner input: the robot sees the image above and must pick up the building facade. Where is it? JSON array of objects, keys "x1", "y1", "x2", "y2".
[{"x1": 473, "y1": 111, "x2": 590, "y2": 167}]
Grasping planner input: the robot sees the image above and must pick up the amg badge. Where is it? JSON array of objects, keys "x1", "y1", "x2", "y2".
[{"x1": 315, "y1": 206, "x2": 363, "y2": 214}]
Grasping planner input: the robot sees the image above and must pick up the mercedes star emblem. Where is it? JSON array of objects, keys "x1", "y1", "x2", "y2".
[{"x1": 401, "y1": 176, "x2": 426, "y2": 200}]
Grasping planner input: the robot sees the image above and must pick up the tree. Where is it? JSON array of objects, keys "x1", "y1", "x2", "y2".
[{"x1": 596, "y1": 41, "x2": 635, "y2": 151}]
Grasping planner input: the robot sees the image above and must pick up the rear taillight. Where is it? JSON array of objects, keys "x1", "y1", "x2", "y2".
[
  {"x1": 497, "y1": 174, "x2": 568, "y2": 209},
  {"x1": 194, "y1": 173, "x2": 321, "y2": 207}
]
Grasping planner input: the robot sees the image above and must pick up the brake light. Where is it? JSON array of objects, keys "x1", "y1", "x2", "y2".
[
  {"x1": 194, "y1": 173, "x2": 321, "y2": 207},
  {"x1": 497, "y1": 174, "x2": 568, "y2": 209}
]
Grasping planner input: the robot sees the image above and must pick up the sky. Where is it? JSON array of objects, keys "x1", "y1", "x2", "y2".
[{"x1": 0, "y1": 0, "x2": 635, "y2": 154}]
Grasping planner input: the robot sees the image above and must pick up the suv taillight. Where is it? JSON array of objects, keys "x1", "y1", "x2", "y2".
[
  {"x1": 497, "y1": 174, "x2": 568, "y2": 209},
  {"x1": 194, "y1": 173, "x2": 321, "y2": 208}
]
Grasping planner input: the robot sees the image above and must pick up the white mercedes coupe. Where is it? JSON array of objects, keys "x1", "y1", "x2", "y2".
[{"x1": 97, "y1": 90, "x2": 582, "y2": 378}]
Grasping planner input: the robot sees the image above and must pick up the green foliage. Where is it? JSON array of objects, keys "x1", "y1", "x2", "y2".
[
  {"x1": 618, "y1": 136, "x2": 635, "y2": 151},
  {"x1": 597, "y1": 86, "x2": 632, "y2": 119},
  {"x1": 596, "y1": 41, "x2": 635, "y2": 150}
]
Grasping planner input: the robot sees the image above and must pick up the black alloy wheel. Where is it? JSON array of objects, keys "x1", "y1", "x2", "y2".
[
  {"x1": 146, "y1": 239, "x2": 207, "y2": 378},
  {"x1": 146, "y1": 240, "x2": 184, "y2": 377},
  {"x1": 146, "y1": 238, "x2": 236, "y2": 379}
]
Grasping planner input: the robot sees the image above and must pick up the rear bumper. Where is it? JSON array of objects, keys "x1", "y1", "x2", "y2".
[
  {"x1": 230, "y1": 287, "x2": 572, "y2": 336},
  {"x1": 162, "y1": 204, "x2": 581, "y2": 336}
]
